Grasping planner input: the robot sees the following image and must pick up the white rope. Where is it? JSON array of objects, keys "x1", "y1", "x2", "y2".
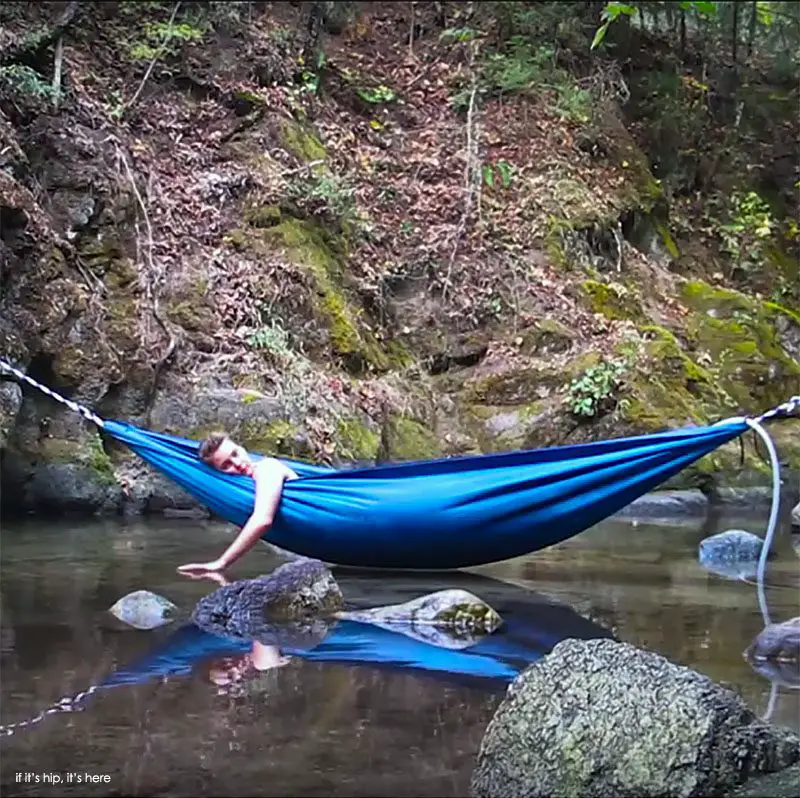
[
  {"x1": 0, "y1": 357, "x2": 104, "y2": 428},
  {"x1": 745, "y1": 416, "x2": 782, "y2": 628},
  {"x1": 0, "y1": 685, "x2": 99, "y2": 737}
]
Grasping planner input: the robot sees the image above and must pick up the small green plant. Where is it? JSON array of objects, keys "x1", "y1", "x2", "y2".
[
  {"x1": 568, "y1": 360, "x2": 625, "y2": 418},
  {"x1": 248, "y1": 321, "x2": 292, "y2": 359},
  {"x1": 553, "y1": 82, "x2": 592, "y2": 124},
  {"x1": 356, "y1": 84, "x2": 396, "y2": 104},
  {"x1": 129, "y1": 18, "x2": 207, "y2": 61},
  {"x1": 440, "y1": 27, "x2": 481, "y2": 44},
  {"x1": 286, "y1": 172, "x2": 358, "y2": 225},
  {"x1": 0, "y1": 64, "x2": 55, "y2": 99},
  {"x1": 483, "y1": 160, "x2": 515, "y2": 189}
]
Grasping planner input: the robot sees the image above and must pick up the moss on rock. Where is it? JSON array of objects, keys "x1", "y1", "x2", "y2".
[
  {"x1": 238, "y1": 419, "x2": 309, "y2": 458},
  {"x1": 680, "y1": 279, "x2": 800, "y2": 410},
  {"x1": 336, "y1": 417, "x2": 380, "y2": 462},
  {"x1": 279, "y1": 118, "x2": 327, "y2": 166},
  {"x1": 262, "y1": 217, "x2": 390, "y2": 373},
  {"x1": 36, "y1": 429, "x2": 117, "y2": 486},
  {"x1": 383, "y1": 415, "x2": 442, "y2": 462},
  {"x1": 581, "y1": 279, "x2": 645, "y2": 321},
  {"x1": 464, "y1": 366, "x2": 563, "y2": 405}
]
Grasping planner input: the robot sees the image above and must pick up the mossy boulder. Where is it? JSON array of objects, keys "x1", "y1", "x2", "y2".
[
  {"x1": 238, "y1": 419, "x2": 312, "y2": 459},
  {"x1": 380, "y1": 414, "x2": 442, "y2": 462},
  {"x1": 680, "y1": 280, "x2": 800, "y2": 410},
  {"x1": 464, "y1": 366, "x2": 563, "y2": 405}
]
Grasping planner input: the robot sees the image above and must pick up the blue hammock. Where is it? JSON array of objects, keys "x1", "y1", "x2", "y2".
[
  {"x1": 1, "y1": 357, "x2": 796, "y2": 570},
  {"x1": 102, "y1": 418, "x2": 749, "y2": 569}
]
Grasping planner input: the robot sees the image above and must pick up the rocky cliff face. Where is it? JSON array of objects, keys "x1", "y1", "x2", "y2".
[{"x1": 1, "y1": 2, "x2": 798, "y2": 516}]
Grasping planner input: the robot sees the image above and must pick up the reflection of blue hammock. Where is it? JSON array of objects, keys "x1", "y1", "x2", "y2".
[
  {"x1": 106, "y1": 594, "x2": 612, "y2": 690},
  {"x1": 0, "y1": 586, "x2": 613, "y2": 737},
  {"x1": 1, "y1": 359, "x2": 797, "y2": 569}
]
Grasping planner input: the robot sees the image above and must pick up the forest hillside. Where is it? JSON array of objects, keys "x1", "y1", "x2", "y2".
[{"x1": 1, "y1": 0, "x2": 798, "y2": 515}]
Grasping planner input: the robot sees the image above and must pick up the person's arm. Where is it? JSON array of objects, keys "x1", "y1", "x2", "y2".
[{"x1": 178, "y1": 460, "x2": 290, "y2": 575}]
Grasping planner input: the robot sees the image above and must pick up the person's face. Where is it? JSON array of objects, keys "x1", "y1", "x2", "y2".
[
  {"x1": 208, "y1": 438, "x2": 254, "y2": 477},
  {"x1": 208, "y1": 654, "x2": 252, "y2": 686}
]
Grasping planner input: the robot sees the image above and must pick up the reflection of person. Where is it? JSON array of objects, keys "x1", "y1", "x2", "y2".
[
  {"x1": 206, "y1": 643, "x2": 292, "y2": 689},
  {"x1": 187, "y1": 570, "x2": 292, "y2": 690},
  {"x1": 178, "y1": 432, "x2": 299, "y2": 577}
]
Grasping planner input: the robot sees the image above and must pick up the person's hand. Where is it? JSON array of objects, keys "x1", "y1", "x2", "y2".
[{"x1": 177, "y1": 559, "x2": 227, "y2": 579}]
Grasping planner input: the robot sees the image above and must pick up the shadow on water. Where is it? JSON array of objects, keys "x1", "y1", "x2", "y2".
[{"x1": 0, "y1": 512, "x2": 798, "y2": 796}]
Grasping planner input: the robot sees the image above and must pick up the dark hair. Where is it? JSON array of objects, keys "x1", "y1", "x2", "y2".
[{"x1": 199, "y1": 432, "x2": 229, "y2": 463}]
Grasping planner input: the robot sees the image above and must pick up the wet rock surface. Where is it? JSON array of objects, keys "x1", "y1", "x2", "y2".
[
  {"x1": 191, "y1": 559, "x2": 344, "y2": 641},
  {"x1": 337, "y1": 588, "x2": 504, "y2": 649},
  {"x1": 471, "y1": 638, "x2": 800, "y2": 798},
  {"x1": 697, "y1": 529, "x2": 770, "y2": 581},
  {"x1": 108, "y1": 590, "x2": 179, "y2": 631},
  {"x1": 745, "y1": 618, "x2": 800, "y2": 665}
]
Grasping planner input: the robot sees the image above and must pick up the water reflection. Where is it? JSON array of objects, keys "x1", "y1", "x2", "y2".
[{"x1": 1, "y1": 513, "x2": 798, "y2": 797}]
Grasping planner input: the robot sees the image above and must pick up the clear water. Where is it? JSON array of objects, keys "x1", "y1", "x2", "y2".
[{"x1": 1, "y1": 512, "x2": 798, "y2": 797}]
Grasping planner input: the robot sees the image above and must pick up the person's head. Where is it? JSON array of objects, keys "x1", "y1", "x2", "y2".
[{"x1": 199, "y1": 432, "x2": 254, "y2": 477}]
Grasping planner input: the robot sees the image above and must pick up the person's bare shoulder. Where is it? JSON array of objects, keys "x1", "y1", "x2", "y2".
[{"x1": 253, "y1": 457, "x2": 298, "y2": 482}]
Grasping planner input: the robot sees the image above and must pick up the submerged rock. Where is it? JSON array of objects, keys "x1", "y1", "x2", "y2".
[
  {"x1": 191, "y1": 558, "x2": 344, "y2": 639},
  {"x1": 108, "y1": 590, "x2": 179, "y2": 630},
  {"x1": 337, "y1": 588, "x2": 503, "y2": 649},
  {"x1": 470, "y1": 638, "x2": 800, "y2": 798},
  {"x1": 698, "y1": 529, "x2": 770, "y2": 580},
  {"x1": 728, "y1": 763, "x2": 800, "y2": 798}
]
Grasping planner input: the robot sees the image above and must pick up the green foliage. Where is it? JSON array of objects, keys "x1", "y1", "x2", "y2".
[
  {"x1": 248, "y1": 320, "x2": 292, "y2": 358},
  {"x1": 483, "y1": 160, "x2": 515, "y2": 189},
  {"x1": 286, "y1": 172, "x2": 358, "y2": 226},
  {"x1": 355, "y1": 84, "x2": 396, "y2": 104},
  {"x1": 568, "y1": 361, "x2": 625, "y2": 418},
  {"x1": 465, "y1": 39, "x2": 592, "y2": 123},
  {"x1": 440, "y1": 27, "x2": 482, "y2": 44},
  {"x1": 129, "y1": 17, "x2": 207, "y2": 61},
  {"x1": 0, "y1": 64, "x2": 55, "y2": 99},
  {"x1": 716, "y1": 191, "x2": 775, "y2": 271}
]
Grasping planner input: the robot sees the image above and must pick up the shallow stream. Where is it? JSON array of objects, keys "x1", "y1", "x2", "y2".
[{"x1": 1, "y1": 511, "x2": 798, "y2": 797}]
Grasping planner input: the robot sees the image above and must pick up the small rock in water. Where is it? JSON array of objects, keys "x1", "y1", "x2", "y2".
[
  {"x1": 791, "y1": 500, "x2": 799, "y2": 534},
  {"x1": 746, "y1": 617, "x2": 800, "y2": 664},
  {"x1": 698, "y1": 529, "x2": 770, "y2": 580},
  {"x1": 108, "y1": 590, "x2": 178, "y2": 630},
  {"x1": 337, "y1": 589, "x2": 503, "y2": 650}
]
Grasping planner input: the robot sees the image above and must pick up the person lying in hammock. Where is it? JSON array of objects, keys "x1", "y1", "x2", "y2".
[{"x1": 177, "y1": 432, "x2": 299, "y2": 576}]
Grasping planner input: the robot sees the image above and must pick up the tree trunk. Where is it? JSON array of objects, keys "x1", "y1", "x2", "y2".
[
  {"x1": 679, "y1": 7, "x2": 686, "y2": 55},
  {"x1": 731, "y1": 0, "x2": 740, "y2": 64},
  {"x1": 747, "y1": 0, "x2": 757, "y2": 58}
]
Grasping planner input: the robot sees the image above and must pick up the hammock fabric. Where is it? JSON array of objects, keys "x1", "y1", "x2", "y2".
[{"x1": 102, "y1": 418, "x2": 749, "y2": 569}]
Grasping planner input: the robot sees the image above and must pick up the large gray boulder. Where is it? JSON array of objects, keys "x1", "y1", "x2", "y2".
[
  {"x1": 191, "y1": 559, "x2": 343, "y2": 640},
  {"x1": 471, "y1": 638, "x2": 800, "y2": 798}
]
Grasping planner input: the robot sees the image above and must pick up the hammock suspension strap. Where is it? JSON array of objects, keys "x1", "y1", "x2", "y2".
[{"x1": 0, "y1": 358, "x2": 104, "y2": 428}]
